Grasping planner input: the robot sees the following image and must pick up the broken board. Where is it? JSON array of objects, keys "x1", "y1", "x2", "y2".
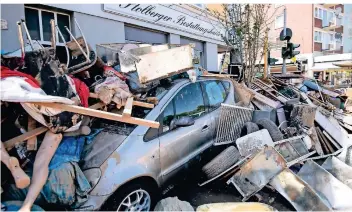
[{"x1": 134, "y1": 44, "x2": 194, "y2": 84}]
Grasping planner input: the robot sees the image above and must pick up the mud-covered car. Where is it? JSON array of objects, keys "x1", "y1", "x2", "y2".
[{"x1": 78, "y1": 77, "x2": 237, "y2": 210}]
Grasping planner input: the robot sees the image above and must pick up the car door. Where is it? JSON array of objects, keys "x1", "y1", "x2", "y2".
[
  {"x1": 200, "y1": 80, "x2": 229, "y2": 142},
  {"x1": 159, "y1": 82, "x2": 212, "y2": 182}
]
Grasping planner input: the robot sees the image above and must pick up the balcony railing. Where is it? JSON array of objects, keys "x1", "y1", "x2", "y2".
[{"x1": 323, "y1": 4, "x2": 339, "y2": 9}]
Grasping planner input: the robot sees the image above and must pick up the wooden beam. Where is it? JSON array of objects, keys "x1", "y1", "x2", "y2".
[
  {"x1": 89, "y1": 102, "x2": 105, "y2": 110},
  {"x1": 89, "y1": 93, "x2": 154, "y2": 109},
  {"x1": 4, "y1": 127, "x2": 48, "y2": 150},
  {"x1": 123, "y1": 97, "x2": 133, "y2": 118},
  {"x1": 26, "y1": 117, "x2": 38, "y2": 151},
  {"x1": 133, "y1": 101, "x2": 154, "y2": 109},
  {"x1": 31, "y1": 102, "x2": 160, "y2": 128}
]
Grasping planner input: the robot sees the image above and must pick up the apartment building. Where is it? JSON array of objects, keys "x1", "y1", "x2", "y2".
[
  {"x1": 267, "y1": 4, "x2": 352, "y2": 79},
  {"x1": 1, "y1": 4, "x2": 227, "y2": 72},
  {"x1": 269, "y1": 4, "x2": 351, "y2": 57}
]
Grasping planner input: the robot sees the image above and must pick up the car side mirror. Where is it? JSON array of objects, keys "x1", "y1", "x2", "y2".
[{"x1": 170, "y1": 116, "x2": 195, "y2": 130}]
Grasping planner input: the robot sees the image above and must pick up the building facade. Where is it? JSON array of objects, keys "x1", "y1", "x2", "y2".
[
  {"x1": 269, "y1": 4, "x2": 352, "y2": 57},
  {"x1": 1, "y1": 4, "x2": 227, "y2": 72}
]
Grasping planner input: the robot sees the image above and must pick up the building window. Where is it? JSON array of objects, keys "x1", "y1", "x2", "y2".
[
  {"x1": 328, "y1": 11, "x2": 334, "y2": 23},
  {"x1": 314, "y1": 31, "x2": 322, "y2": 42},
  {"x1": 314, "y1": 7, "x2": 323, "y2": 19},
  {"x1": 25, "y1": 6, "x2": 71, "y2": 45},
  {"x1": 275, "y1": 14, "x2": 284, "y2": 29}
]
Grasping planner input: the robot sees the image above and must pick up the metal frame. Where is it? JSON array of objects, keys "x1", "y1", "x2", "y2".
[{"x1": 214, "y1": 103, "x2": 253, "y2": 146}]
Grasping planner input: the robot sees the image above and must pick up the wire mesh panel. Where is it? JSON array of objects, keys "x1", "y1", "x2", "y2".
[{"x1": 214, "y1": 103, "x2": 253, "y2": 146}]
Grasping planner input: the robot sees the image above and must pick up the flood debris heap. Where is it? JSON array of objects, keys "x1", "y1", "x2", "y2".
[
  {"x1": 0, "y1": 18, "x2": 197, "y2": 211},
  {"x1": 0, "y1": 18, "x2": 351, "y2": 212},
  {"x1": 198, "y1": 73, "x2": 352, "y2": 211}
]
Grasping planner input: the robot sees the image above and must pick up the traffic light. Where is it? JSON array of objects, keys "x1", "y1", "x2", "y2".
[
  {"x1": 282, "y1": 43, "x2": 300, "y2": 59},
  {"x1": 269, "y1": 58, "x2": 279, "y2": 65},
  {"x1": 288, "y1": 42, "x2": 300, "y2": 58},
  {"x1": 281, "y1": 46, "x2": 290, "y2": 58},
  {"x1": 267, "y1": 51, "x2": 279, "y2": 65},
  {"x1": 297, "y1": 61, "x2": 302, "y2": 72}
]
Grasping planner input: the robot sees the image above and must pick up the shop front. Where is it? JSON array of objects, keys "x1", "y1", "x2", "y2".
[{"x1": 1, "y1": 4, "x2": 226, "y2": 72}]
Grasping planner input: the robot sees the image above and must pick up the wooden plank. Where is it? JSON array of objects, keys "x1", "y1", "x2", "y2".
[
  {"x1": 4, "y1": 127, "x2": 48, "y2": 150},
  {"x1": 122, "y1": 97, "x2": 133, "y2": 118},
  {"x1": 31, "y1": 102, "x2": 160, "y2": 128},
  {"x1": 26, "y1": 117, "x2": 37, "y2": 151},
  {"x1": 133, "y1": 101, "x2": 154, "y2": 109},
  {"x1": 89, "y1": 102, "x2": 105, "y2": 110}
]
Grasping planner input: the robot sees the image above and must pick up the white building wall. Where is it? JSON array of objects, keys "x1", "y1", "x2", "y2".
[
  {"x1": 73, "y1": 12, "x2": 125, "y2": 50},
  {"x1": 204, "y1": 42, "x2": 218, "y2": 72}
]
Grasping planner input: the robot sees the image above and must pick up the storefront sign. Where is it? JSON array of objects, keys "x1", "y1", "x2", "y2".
[{"x1": 103, "y1": 4, "x2": 223, "y2": 41}]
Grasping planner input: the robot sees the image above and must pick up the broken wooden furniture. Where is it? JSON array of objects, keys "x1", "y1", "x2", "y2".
[{"x1": 97, "y1": 43, "x2": 195, "y2": 84}]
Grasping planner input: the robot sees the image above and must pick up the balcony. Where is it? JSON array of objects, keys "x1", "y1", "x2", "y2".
[
  {"x1": 323, "y1": 22, "x2": 341, "y2": 31},
  {"x1": 322, "y1": 4, "x2": 339, "y2": 9}
]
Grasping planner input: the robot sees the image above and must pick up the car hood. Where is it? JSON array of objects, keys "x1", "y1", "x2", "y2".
[{"x1": 81, "y1": 131, "x2": 128, "y2": 170}]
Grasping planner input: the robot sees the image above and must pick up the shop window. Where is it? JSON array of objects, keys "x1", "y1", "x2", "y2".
[{"x1": 25, "y1": 6, "x2": 71, "y2": 45}]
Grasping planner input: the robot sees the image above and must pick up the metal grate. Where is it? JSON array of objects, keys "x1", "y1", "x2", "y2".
[{"x1": 214, "y1": 103, "x2": 253, "y2": 146}]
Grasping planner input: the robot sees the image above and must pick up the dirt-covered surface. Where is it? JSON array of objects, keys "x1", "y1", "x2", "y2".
[{"x1": 161, "y1": 148, "x2": 295, "y2": 211}]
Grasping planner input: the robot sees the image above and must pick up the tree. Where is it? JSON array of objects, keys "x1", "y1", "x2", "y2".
[{"x1": 206, "y1": 4, "x2": 279, "y2": 83}]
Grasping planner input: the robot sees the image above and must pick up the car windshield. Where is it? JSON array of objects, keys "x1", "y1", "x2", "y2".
[{"x1": 93, "y1": 78, "x2": 179, "y2": 135}]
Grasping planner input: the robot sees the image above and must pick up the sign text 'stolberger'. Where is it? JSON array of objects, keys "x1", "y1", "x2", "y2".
[{"x1": 119, "y1": 4, "x2": 221, "y2": 37}]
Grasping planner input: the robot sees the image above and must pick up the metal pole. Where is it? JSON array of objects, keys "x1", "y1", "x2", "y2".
[{"x1": 282, "y1": 7, "x2": 287, "y2": 74}]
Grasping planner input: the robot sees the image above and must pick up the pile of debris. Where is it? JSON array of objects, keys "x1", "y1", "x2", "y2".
[
  {"x1": 1, "y1": 18, "x2": 197, "y2": 211},
  {"x1": 199, "y1": 75, "x2": 352, "y2": 211}
]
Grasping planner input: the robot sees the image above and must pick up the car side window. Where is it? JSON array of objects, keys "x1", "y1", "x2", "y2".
[
  {"x1": 222, "y1": 81, "x2": 231, "y2": 93},
  {"x1": 202, "y1": 80, "x2": 226, "y2": 111},
  {"x1": 162, "y1": 101, "x2": 175, "y2": 133},
  {"x1": 174, "y1": 82, "x2": 206, "y2": 119}
]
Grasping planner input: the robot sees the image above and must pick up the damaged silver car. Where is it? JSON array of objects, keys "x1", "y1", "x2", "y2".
[{"x1": 78, "y1": 77, "x2": 236, "y2": 210}]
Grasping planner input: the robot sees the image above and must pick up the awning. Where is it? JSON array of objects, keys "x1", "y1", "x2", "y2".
[
  {"x1": 333, "y1": 61, "x2": 352, "y2": 68},
  {"x1": 310, "y1": 63, "x2": 341, "y2": 71}
]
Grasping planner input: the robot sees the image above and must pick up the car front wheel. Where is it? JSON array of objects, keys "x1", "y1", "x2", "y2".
[
  {"x1": 117, "y1": 188, "x2": 151, "y2": 211},
  {"x1": 102, "y1": 181, "x2": 158, "y2": 211}
]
